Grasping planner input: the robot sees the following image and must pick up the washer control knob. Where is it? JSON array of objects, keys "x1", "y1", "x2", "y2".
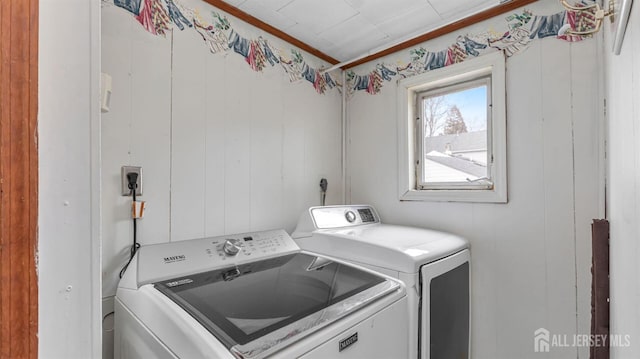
[
  {"x1": 223, "y1": 239, "x2": 242, "y2": 256},
  {"x1": 345, "y1": 211, "x2": 357, "y2": 223}
]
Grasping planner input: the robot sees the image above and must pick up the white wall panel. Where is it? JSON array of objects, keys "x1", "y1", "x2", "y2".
[
  {"x1": 171, "y1": 28, "x2": 208, "y2": 241},
  {"x1": 101, "y1": 4, "x2": 172, "y2": 295},
  {"x1": 281, "y1": 82, "x2": 309, "y2": 227},
  {"x1": 221, "y1": 54, "x2": 254, "y2": 234},
  {"x1": 571, "y1": 37, "x2": 602, "y2": 359},
  {"x1": 539, "y1": 38, "x2": 579, "y2": 358},
  {"x1": 39, "y1": 0, "x2": 101, "y2": 357},
  {"x1": 487, "y1": 39, "x2": 548, "y2": 359},
  {"x1": 247, "y1": 67, "x2": 285, "y2": 233},
  {"x1": 604, "y1": 1, "x2": 640, "y2": 356},
  {"x1": 303, "y1": 88, "x2": 343, "y2": 207},
  {"x1": 101, "y1": 6, "x2": 137, "y2": 295},
  {"x1": 129, "y1": 27, "x2": 172, "y2": 247},
  {"x1": 203, "y1": 50, "x2": 228, "y2": 238}
]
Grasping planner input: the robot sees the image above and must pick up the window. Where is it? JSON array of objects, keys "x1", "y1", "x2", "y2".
[{"x1": 397, "y1": 51, "x2": 506, "y2": 202}]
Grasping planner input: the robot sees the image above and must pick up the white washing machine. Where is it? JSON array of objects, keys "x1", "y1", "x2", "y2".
[
  {"x1": 114, "y1": 229, "x2": 409, "y2": 359},
  {"x1": 292, "y1": 205, "x2": 470, "y2": 359}
]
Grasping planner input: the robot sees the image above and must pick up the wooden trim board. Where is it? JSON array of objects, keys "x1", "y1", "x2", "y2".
[
  {"x1": 202, "y1": 0, "x2": 340, "y2": 65},
  {"x1": 0, "y1": 0, "x2": 38, "y2": 358},
  {"x1": 344, "y1": 0, "x2": 539, "y2": 69}
]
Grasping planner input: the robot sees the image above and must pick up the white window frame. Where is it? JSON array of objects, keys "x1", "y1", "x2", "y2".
[{"x1": 397, "y1": 51, "x2": 507, "y2": 203}]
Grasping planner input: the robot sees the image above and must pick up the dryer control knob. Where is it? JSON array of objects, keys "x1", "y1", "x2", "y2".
[
  {"x1": 223, "y1": 239, "x2": 242, "y2": 256},
  {"x1": 345, "y1": 211, "x2": 357, "y2": 223}
]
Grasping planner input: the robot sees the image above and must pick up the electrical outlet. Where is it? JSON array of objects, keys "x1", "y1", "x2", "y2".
[{"x1": 121, "y1": 166, "x2": 142, "y2": 196}]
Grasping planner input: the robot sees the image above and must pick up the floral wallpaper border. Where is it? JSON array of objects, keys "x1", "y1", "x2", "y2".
[
  {"x1": 346, "y1": 2, "x2": 596, "y2": 96},
  {"x1": 104, "y1": 0, "x2": 340, "y2": 94},
  {"x1": 104, "y1": 0, "x2": 596, "y2": 97}
]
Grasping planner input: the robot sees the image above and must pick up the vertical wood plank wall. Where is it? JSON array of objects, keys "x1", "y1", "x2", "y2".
[{"x1": 0, "y1": 0, "x2": 38, "y2": 358}]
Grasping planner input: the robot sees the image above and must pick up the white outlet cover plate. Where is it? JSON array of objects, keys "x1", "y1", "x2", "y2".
[{"x1": 121, "y1": 166, "x2": 142, "y2": 196}]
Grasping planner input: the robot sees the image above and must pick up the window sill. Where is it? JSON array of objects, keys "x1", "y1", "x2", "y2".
[{"x1": 399, "y1": 188, "x2": 507, "y2": 203}]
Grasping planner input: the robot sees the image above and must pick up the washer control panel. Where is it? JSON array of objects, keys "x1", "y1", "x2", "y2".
[
  {"x1": 206, "y1": 231, "x2": 296, "y2": 261},
  {"x1": 136, "y1": 229, "x2": 299, "y2": 286}
]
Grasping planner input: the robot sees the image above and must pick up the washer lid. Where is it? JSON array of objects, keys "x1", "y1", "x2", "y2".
[
  {"x1": 297, "y1": 224, "x2": 469, "y2": 273},
  {"x1": 154, "y1": 252, "x2": 402, "y2": 359}
]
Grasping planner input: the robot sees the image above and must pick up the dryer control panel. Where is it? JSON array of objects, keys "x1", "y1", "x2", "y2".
[
  {"x1": 309, "y1": 205, "x2": 380, "y2": 229},
  {"x1": 134, "y1": 229, "x2": 299, "y2": 287}
]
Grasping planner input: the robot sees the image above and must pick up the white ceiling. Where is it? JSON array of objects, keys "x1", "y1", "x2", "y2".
[{"x1": 222, "y1": 0, "x2": 504, "y2": 63}]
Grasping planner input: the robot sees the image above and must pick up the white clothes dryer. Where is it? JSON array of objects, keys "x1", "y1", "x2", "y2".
[
  {"x1": 292, "y1": 205, "x2": 470, "y2": 359},
  {"x1": 114, "y1": 229, "x2": 409, "y2": 359}
]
